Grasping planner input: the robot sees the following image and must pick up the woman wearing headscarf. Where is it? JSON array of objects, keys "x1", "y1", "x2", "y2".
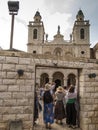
[
  {"x1": 54, "y1": 86, "x2": 66, "y2": 124},
  {"x1": 43, "y1": 83, "x2": 54, "y2": 129},
  {"x1": 66, "y1": 85, "x2": 77, "y2": 129}
]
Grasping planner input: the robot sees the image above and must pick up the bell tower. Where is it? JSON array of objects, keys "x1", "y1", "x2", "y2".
[
  {"x1": 72, "y1": 9, "x2": 90, "y2": 45},
  {"x1": 27, "y1": 11, "x2": 45, "y2": 52}
]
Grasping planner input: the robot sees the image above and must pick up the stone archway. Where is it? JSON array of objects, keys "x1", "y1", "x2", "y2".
[
  {"x1": 40, "y1": 73, "x2": 49, "y2": 87},
  {"x1": 34, "y1": 66, "x2": 85, "y2": 129}
]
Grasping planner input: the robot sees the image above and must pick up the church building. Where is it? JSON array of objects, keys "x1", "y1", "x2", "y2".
[
  {"x1": 0, "y1": 9, "x2": 98, "y2": 130},
  {"x1": 27, "y1": 9, "x2": 98, "y2": 88}
]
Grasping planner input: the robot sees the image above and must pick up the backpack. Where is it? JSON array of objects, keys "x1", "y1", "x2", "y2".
[{"x1": 43, "y1": 90, "x2": 53, "y2": 103}]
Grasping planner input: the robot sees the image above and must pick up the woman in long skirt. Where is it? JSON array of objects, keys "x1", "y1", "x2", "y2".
[
  {"x1": 43, "y1": 103, "x2": 54, "y2": 127},
  {"x1": 54, "y1": 86, "x2": 66, "y2": 124},
  {"x1": 66, "y1": 85, "x2": 77, "y2": 129},
  {"x1": 43, "y1": 83, "x2": 54, "y2": 129}
]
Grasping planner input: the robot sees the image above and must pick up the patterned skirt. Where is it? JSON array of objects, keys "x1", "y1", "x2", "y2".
[
  {"x1": 54, "y1": 100, "x2": 66, "y2": 120},
  {"x1": 43, "y1": 102, "x2": 54, "y2": 124}
]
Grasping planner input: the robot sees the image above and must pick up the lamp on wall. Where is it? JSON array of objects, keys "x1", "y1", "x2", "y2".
[
  {"x1": 88, "y1": 73, "x2": 96, "y2": 78},
  {"x1": 17, "y1": 69, "x2": 24, "y2": 77}
]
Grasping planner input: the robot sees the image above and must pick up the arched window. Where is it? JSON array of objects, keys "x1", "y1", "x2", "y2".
[
  {"x1": 67, "y1": 73, "x2": 76, "y2": 86},
  {"x1": 56, "y1": 51, "x2": 61, "y2": 56},
  {"x1": 33, "y1": 29, "x2": 37, "y2": 39},
  {"x1": 40, "y1": 73, "x2": 49, "y2": 87},
  {"x1": 52, "y1": 72, "x2": 64, "y2": 86},
  {"x1": 80, "y1": 28, "x2": 85, "y2": 39},
  {"x1": 54, "y1": 48, "x2": 62, "y2": 56}
]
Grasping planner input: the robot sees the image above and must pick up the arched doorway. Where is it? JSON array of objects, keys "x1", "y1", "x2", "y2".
[
  {"x1": 34, "y1": 66, "x2": 80, "y2": 128},
  {"x1": 52, "y1": 71, "x2": 64, "y2": 89},
  {"x1": 40, "y1": 73, "x2": 49, "y2": 87},
  {"x1": 67, "y1": 73, "x2": 76, "y2": 86},
  {"x1": 55, "y1": 79, "x2": 61, "y2": 86}
]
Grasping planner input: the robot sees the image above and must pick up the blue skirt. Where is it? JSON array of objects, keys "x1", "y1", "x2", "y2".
[{"x1": 43, "y1": 103, "x2": 54, "y2": 124}]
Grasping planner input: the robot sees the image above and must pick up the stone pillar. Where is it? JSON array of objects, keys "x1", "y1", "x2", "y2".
[
  {"x1": 63, "y1": 75, "x2": 68, "y2": 86},
  {"x1": 36, "y1": 76, "x2": 40, "y2": 89},
  {"x1": 48, "y1": 72, "x2": 54, "y2": 83}
]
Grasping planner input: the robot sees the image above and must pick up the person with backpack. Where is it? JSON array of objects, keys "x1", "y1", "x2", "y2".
[{"x1": 43, "y1": 83, "x2": 54, "y2": 129}]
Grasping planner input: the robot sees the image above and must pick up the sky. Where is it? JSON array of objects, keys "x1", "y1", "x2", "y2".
[{"x1": 0, "y1": 0, "x2": 98, "y2": 52}]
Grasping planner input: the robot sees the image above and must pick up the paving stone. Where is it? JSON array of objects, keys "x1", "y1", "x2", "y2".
[{"x1": 33, "y1": 110, "x2": 81, "y2": 130}]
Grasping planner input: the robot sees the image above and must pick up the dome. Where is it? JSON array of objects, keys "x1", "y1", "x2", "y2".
[
  {"x1": 78, "y1": 10, "x2": 84, "y2": 16},
  {"x1": 34, "y1": 11, "x2": 42, "y2": 22},
  {"x1": 76, "y1": 9, "x2": 84, "y2": 21},
  {"x1": 35, "y1": 11, "x2": 41, "y2": 17}
]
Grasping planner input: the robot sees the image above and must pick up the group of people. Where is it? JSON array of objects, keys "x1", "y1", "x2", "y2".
[{"x1": 34, "y1": 82, "x2": 79, "y2": 129}]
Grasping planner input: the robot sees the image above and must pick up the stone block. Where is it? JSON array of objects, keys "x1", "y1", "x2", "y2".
[
  {"x1": 3, "y1": 79, "x2": 16, "y2": 85},
  {"x1": 2, "y1": 64, "x2": 15, "y2": 71},
  {"x1": 89, "y1": 124, "x2": 96, "y2": 130},
  {"x1": 6, "y1": 57, "x2": 18, "y2": 64},
  {"x1": 17, "y1": 80, "x2": 25, "y2": 85},
  {"x1": 7, "y1": 72, "x2": 17, "y2": 79},
  {"x1": 19, "y1": 58, "x2": 31, "y2": 65},
  {"x1": 85, "y1": 87, "x2": 95, "y2": 92},
  {"x1": 20, "y1": 85, "x2": 32, "y2": 92},
  {"x1": 17, "y1": 99, "x2": 29, "y2": 106},
  {"x1": 0, "y1": 85, "x2": 8, "y2": 92},
  {"x1": 92, "y1": 118, "x2": 98, "y2": 123},
  {"x1": 0, "y1": 71, "x2": 6, "y2": 78},
  {"x1": 95, "y1": 87, "x2": 98, "y2": 92},
  {"x1": 8, "y1": 85, "x2": 19, "y2": 91},
  {"x1": 95, "y1": 111, "x2": 98, "y2": 117},
  {"x1": 87, "y1": 111, "x2": 95, "y2": 117},
  {"x1": 16, "y1": 65, "x2": 27, "y2": 71},
  {"x1": 80, "y1": 124, "x2": 88, "y2": 130},
  {"x1": 25, "y1": 80, "x2": 34, "y2": 85},
  {"x1": 0, "y1": 92, "x2": 11, "y2": 99},
  {"x1": 13, "y1": 92, "x2": 25, "y2": 99},
  {"x1": 3, "y1": 114, "x2": 16, "y2": 121},
  {"x1": 86, "y1": 99, "x2": 95, "y2": 104},
  {"x1": 96, "y1": 124, "x2": 98, "y2": 130},
  {"x1": 0, "y1": 56, "x2": 6, "y2": 63},
  {"x1": 16, "y1": 114, "x2": 30, "y2": 121},
  {"x1": 8, "y1": 120, "x2": 23, "y2": 130},
  {"x1": 81, "y1": 117, "x2": 91, "y2": 124},
  {"x1": 3, "y1": 99, "x2": 16, "y2": 106}
]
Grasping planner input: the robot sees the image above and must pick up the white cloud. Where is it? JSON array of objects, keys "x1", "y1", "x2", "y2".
[
  {"x1": 43, "y1": 12, "x2": 72, "y2": 40},
  {"x1": 43, "y1": 0, "x2": 75, "y2": 13},
  {"x1": 0, "y1": 0, "x2": 98, "y2": 50}
]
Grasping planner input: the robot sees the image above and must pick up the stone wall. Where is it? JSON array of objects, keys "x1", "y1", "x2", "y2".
[
  {"x1": 0, "y1": 50, "x2": 98, "y2": 130},
  {"x1": 79, "y1": 66, "x2": 98, "y2": 130},
  {"x1": 0, "y1": 51, "x2": 35, "y2": 130}
]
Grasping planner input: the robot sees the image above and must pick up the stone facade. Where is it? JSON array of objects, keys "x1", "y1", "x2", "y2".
[
  {"x1": 0, "y1": 9, "x2": 98, "y2": 130},
  {"x1": 27, "y1": 10, "x2": 91, "y2": 59},
  {"x1": 27, "y1": 9, "x2": 98, "y2": 89},
  {"x1": 0, "y1": 50, "x2": 98, "y2": 130},
  {"x1": 0, "y1": 51, "x2": 35, "y2": 130}
]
